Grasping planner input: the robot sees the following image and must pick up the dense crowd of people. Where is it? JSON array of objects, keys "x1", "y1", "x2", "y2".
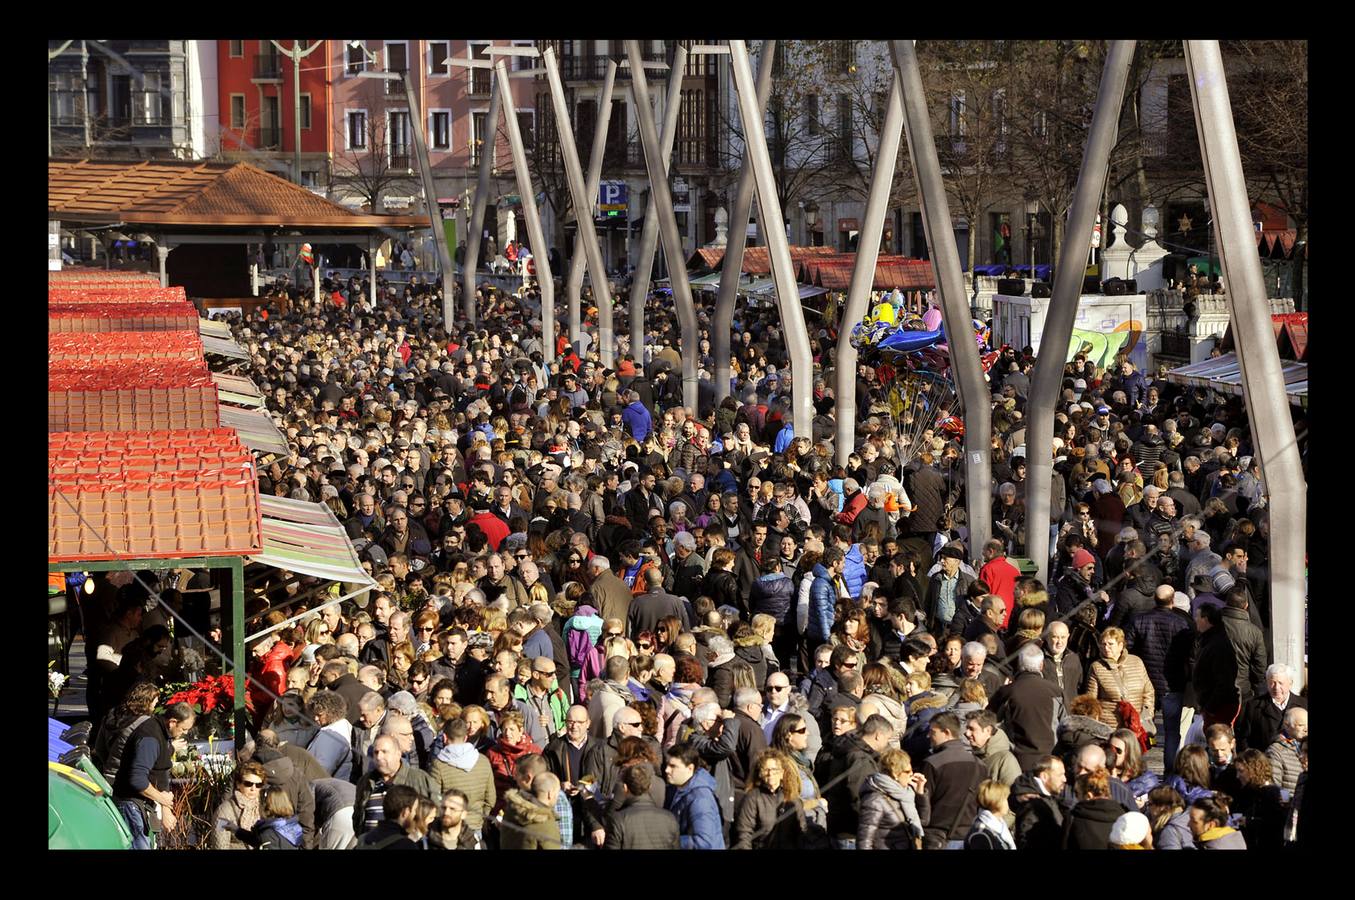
[{"x1": 83, "y1": 271, "x2": 1309, "y2": 851}]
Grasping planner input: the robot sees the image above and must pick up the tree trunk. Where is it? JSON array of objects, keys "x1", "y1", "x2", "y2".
[
  {"x1": 967, "y1": 217, "x2": 979, "y2": 299},
  {"x1": 1292, "y1": 218, "x2": 1307, "y2": 311}
]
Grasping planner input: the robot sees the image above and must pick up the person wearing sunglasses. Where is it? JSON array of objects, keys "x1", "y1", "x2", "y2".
[
  {"x1": 769, "y1": 713, "x2": 830, "y2": 845},
  {"x1": 212, "y1": 761, "x2": 269, "y2": 850}
]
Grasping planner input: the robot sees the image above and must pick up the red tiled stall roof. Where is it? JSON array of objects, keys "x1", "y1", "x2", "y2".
[
  {"x1": 49, "y1": 157, "x2": 430, "y2": 230},
  {"x1": 48, "y1": 286, "x2": 187, "y2": 304},
  {"x1": 48, "y1": 331, "x2": 205, "y2": 365},
  {"x1": 1219, "y1": 312, "x2": 1309, "y2": 361},
  {"x1": 690, "y1": 245, "x2": 838, "y2": 276},
  {"x1": 797, "y1": 255, "x2": 935, "y2": 291},
  {"x1": 49, "y1": 271, "x2": 160, "y2": 286},
  {"x1": 49, "y1": 429, "x2": 261, "y2": 562},
  {"x1": 49, "y1": 362, "x2": 219, "y2": 433},
  {"x1": 49, "y1": 300, "x2": 200, "y2": 333}
]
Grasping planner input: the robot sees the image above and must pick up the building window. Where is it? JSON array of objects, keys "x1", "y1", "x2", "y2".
[
  {"x1": 229, "y1": 94, "x2": 246, "y2": 129},
  {"x1": 49, "y1": 71, "x2": 84, "y2": 125},
  {"x1": 806, "y1": 93, "x2": 820, "y2": 135},
  {"x1": 516, "y1": 111, "x2": 534, "y2": 150},
  {"x1": 470, "y1": 43, "x2": 492, "y2": 95},
  {"x1": 428, "y1": 40, "x2": 449, "y2": 77},
  {"x1": 831, "y1": 41, "x2": 855, "y2": 73},
  {"x1": 430, "y1": 110, "x2": 451, "y2": 150},
  {"x1": 347, "y1": 42, "x2": 368, "y2": 76},
  {"x1": 346, "y1": 109, "x2": 368, "y2": 150},
  {"x1": 228, "y1": 40, "x2": 244, "y2": 58},
  {"x1": 388, "y1": 110, "x2": 411, "y2": 166},
  {"x1": 385, "y1": 40, "x2": 408, "y2": 73},
  {"x1": 471, "y1": 111, "x2": 488, "y2": 166},
  {"x1": 136, "y1": 72, "x2": 169, "y2": 125},
  {"x1": 949, "y1": 92, "x2": 967, "y2": 138},
  {"x1": 837, "y1": 93, "x2": 852, "y2": 158},
  {"x1": 300, "y1": 170, "x2": 320, "y2": 188},
  {"x1": 300, "y1": 93, "x2": 312, "y2": 130}
]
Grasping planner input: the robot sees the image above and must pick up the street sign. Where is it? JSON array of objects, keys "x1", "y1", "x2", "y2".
[
  {"x1": 599, "y1": 181, "x2": 628, "y2": 213},
  {"x1": 672, "y1": 177, "x2": 690, "y2": 214}
]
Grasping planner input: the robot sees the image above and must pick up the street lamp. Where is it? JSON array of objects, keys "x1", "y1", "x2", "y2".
[
  {"x1": 1024, "y1": 196, "x2": 1040, "y2": 277},
  {"x1": 804, "y1": 200, "x2": 819, "y2": 246}
]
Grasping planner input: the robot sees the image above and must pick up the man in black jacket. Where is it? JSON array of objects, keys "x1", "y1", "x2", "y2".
[
  {"x1": 1237, "y1": 663, "x2": 1307, "y2": 752},
  {"x1": 815, "y1": 714, "x2": 890, "y2": 848},
  {"x1": 918, "y1": 712, "x2": 987, "y2": 848},
  {"x1": 320, "y1": 660, "x2": 371, "y2": 727},
  {"x1": 1125, "y1": 585, "x2": 1193, "y2": 770},
  {"x1": 1010, "y1": 756, "x2": 1066, "y2": 849},
  {"x1": 1191, "y1": 603, "x2": 1241, "y2": 728},
  {"x1": 605, "y1": 763, "x2": 680, "y2": 849},
  {"x1": 989, "y1": 644, "x2": 1066, "y2": 772}
]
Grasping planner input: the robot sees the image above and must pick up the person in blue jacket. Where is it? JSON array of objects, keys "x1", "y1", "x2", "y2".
[
  {"x1": 621, "y1": 390, "x2": 653, "y2": 444},
  {"x1": 665, "y1": 743, "x2": 725, "y2": 849},
  {"x1": 807, "y1": 548, "x2": 844, "y2": 646}
]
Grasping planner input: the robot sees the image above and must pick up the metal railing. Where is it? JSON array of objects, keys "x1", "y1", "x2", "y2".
[
  {"x1": 385, "y1": 74, "x2": 406, "y2": 96},
  {"x1": 258, "y1": 127, "x2": 281, "y2": 150},
  {"x1": 389, "y1": 153, "x2": 412, "y2": 171}
]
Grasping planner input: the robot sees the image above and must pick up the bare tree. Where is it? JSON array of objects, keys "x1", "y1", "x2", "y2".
[{"x1": 329, "y1": 80, "x2": 417, "y2": 213}]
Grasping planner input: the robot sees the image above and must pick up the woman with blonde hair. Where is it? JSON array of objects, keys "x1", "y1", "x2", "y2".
[
  {"x1": 858, "y1": 662, "x2": 907, "y2": 748},
  {"x1": 964, "y1": 779, "x2": 1015, "y2": 849},
  {"x1": 732, "y1": 749, "x2": 805, "y2": 849},
  {"x1": 857, "y1": 748, "x2": 927, "y2": 849},
  {"x1": 1085, "y1": 626, "x2": 1155, "y2": 729}
]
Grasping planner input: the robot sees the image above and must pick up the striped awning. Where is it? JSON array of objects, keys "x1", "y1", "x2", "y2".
[
  {"x1": 213, "y1": 372, "x2": 265, "y2": 408},
  {"x1": 198, "y1": 318, "x2": 233, "y2": 340},
  {"x1": 218, "y1": 403, "x2": 288, "y2": 455},
  {"x1": 1166, "y1": 352, "x2": 1307, "y2": 409},
  {"x1": 200, "y1": 332, "x2": 249, "y2": 360},
  {"x1": 249, "y1": 495, "x2": 379, "y2": 587}
]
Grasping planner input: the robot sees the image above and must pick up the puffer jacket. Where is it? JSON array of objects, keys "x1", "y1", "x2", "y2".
[
  {"x1": 666, "y1": 766, "x2": 726, "y2": 849},
  {"x1": 734, "y1": 633, "x2": 769, "y2": 688},
  {"x1": 1154, "y1": 808, "x2": 1195, "y2": 850},
  {"x1": 1126, "y1": 606, "x2": 1194, "y2": 697},
  {"x1": 1266, "y1": 737, "x2": 1304, "y2": 793},
  {"x1": 750, "y1": 572, "x2": 796, "y2": 626},
  {"x1": 731, "y1": 788, "x2": 803, "y2": 849},
  {"x1": 807, "y1": 564, "x2": 837, "y2": 644},
  {"x1": 1085, "y1": 649, "x2": 1155, "y2": 727},
  {"x1": 856, "y1": 772, "x2": 927, "y2": 849},
  {"x1": 858, "y1": 690, "x2": 907, "y2": 749},
  {"x1": 499, "y1": 788, "x2": 562, "y2": 850},
  {"x1": 815, "y1": 732, "x2": 880, "y2": 838},
  {"x1": 1197, "y1": 825, "x2": 1248, "y2": 849}
]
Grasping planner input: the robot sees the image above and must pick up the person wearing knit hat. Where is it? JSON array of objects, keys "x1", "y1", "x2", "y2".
[{"x1": 1109, "y1": 811, "x2": 1152, "y2": 849}]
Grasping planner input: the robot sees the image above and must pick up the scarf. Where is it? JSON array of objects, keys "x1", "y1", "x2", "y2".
[{"x1": 975, "y1": 808, "x2": 1016, "y2": 849}]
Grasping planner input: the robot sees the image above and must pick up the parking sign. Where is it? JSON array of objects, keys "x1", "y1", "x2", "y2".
[{"x1": 599, "y1": 181, "x2": 628, "y2": 213}]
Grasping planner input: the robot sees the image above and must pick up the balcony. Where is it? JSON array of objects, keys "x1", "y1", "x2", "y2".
[
  {"x1": 259, "y1": 127, "x2": 281, "y2": 150},
  {"x1": 389, "y1": 153, "x2": 412, "y2": 171},
  {"x1": 385, "y1": 73, "x2": 407, "y2": 96},
  {"x1": 470, "y1": 71, "x2": 492, "y2": 96},
  {"x1": 253, "y1": 56, "x2": 283, "y2": 81}
]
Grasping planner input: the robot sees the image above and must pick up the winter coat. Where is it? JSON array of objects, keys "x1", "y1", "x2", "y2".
[
  {"x1": 799, "y1": 667, "x2": 838, "y2": 730},
  {"x1": 1266, "y1": 737, "x2": 1304, "y2": 793},
  {"x1": 499, "y1": 788, "x2": 562, "y2": 850},
  {"x1": 487, "y1": 738, "x2": 544, "y2": 809},
  {"x1": 1154, "y1": 809, "x2": 1195, "y2": 850},
  {"x1": 732, "y1": 788, "x2": 804, "y2": 849},
  {"x1": 1042, "y1": 650, "x2": 1085, "y2": 709},
  {"x1": 352, "y1": 762, "x2": 440, "y2": 836},
  {"x1": 606, "y1": 794, "x2": 681, "y2": 850},
  {"x1": 964, "y1": 809, "x2": 1016, "y2": 849},
  {"x1": 587, "y1": 679, "x2": 634, "y2": 738},
  {"x1": 1061, "y1": 797, "x2": 1123, "y2": 849},
  {"x1": 990, "y1": 671, "x2": 1065, "y2": 771},
  {"x1": 807, "y1": 564, "x2": 838, "y2": 644},
  {"x1": 1125, "y1": 606, "x2": 1194, "y2": 697},
  {"x1": 253, "y1": 815, "x2": 304, "y2": 849},
  {"x1": 1055, "y1": 715, "x2": 1113, "y2": 763},
  {"x1": 253, "y1": 747, "x2": 317, "y2": 849},
  {"x1": 734, "y1": 636, "x2": 769, "y2": 690},
  {"x1": 429, "y1": 742, "x2": 496, "y2": 830},
  {"x1": 750, "y1": 572, "x2": 796, "y2": 626},
  {"x1": 704, "y1": 568, "x2": 741, "y2": 614},
  {"x1": 814, "y1": 732, "x2": 880, "y2": 838},
  {"x1": 858, "y1": 690, "x2": 908, "y2": 749},
  {"x1": 590, "y1": 571, "x2": 635, "y2": 626},
  {"x1": 306, "y1": 719, "x2": 355, "y2": 782},
  {"x1": 1010, "y1": 775, "x2": 1064, "y2": 850},
  {"x1": 1221, "y1": 607, "x2": 1267, "y2": 704},
  {"x1": 918, "y1": 739, "x2": 986, "y2": 847},
  {"x1": 1191, "y1": 626, "x2": 1240, "y2": 714},
  {"x1": 972, "y1": 728, "x2": 1022, "y2": 787},
  {"x1": 212, "y1": 790, "x2": 260, "y2": 850},
  {"x1": 904, "y1": 464, "x2": 947, "y2": 534},
  {"x1": 1237, "y1": 693, "x2": 1306, "y2": 752},
  {"x1": 666, "y1": 767, "x2": 726, "y2": 849},
  {"x1": 1196, "y1": 825, "x2": 1248, "y2": 850},
  {"x1": 1085, "y1": 649, "x2": 1155, "y2": 727},
  {"x1": 926, "y1": 570, "x2": 976, "y2": 634},
  {"x1": 842, "y1": 544, "x2": 868, "y2": 600},
  {"x1": 857, "y1": 772, "x2": 927, "y2": 849}
]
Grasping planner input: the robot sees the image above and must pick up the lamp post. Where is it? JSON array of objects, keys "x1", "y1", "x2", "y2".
[
  {"x1": 804, "y1": 200, "x2": 819, "y2": 246},
  {"x1": 1025, "y1": 196, "x2": 1039, "y2": 277},
  {"x1": 271, "y1": 40, "x2": 325, "y2": 185}
]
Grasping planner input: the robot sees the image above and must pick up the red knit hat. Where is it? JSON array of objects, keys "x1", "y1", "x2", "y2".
[{"x1": 1071, "y1": 548, "x2": 1096, "y2": 569}]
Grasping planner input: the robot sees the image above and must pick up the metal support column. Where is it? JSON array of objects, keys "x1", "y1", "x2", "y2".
[
  {"x1": 543, "y1": 47, "x2": 616, "y2": 366},
  {"x1": 626, "y1": 47, "x2": 688, "y2": 365},
  {"x1": 1021, "y1": 40, "x2": 1135, "y2": 585},
  {"x1": 401, "y1": 71, "x2": 457, "y2": 328},
  {"x1": 367, "y1": 234, "x2": 378, "y2": 309},
  {"x1": 713, "y1": 41, "x2": 775, "y2": 406},
  {"x1": 463, "y1": 80, "x2": 501, "y2": 328},
  {"x1": 566, "y1": 61, "x2": 618, "y2": 351},
  {"x1": 835, "y1": 72, "x2": 903, "y2": 465},
  {"x1": 493, "y1": 59, "x2": 556, "y2": 365},
  {"x1": 626, "y1": 42, "x2": 698, "y2": 412},
  {"x1": 891, "y1": 40, "x2": 998, "y2": 563},
  {"x1": 728, "y1": 40, "x2": 814, "y2": 438},
  {"x1": 228, "y1": 556, "x2": 246, "y2": 738},
  {"x1": 1185, "y1": 40, "x2": 1307, "y2": 688}
]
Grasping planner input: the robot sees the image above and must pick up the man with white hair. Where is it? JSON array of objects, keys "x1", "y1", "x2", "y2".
[
  {"x1": 670, "y1": 530, "x2": 708, "y2": 603},
  {"x1": 587, "y1": 555, "x2": 633, "y2": 624},
  {"x1": 989, "y1": 642, "x2": 1067, "y2": 771},
  {"x1": 1237, "y1": 663, "x2": 1307, "y2": 752},
  {"x1": 956, "y1": 640, "x2": 1003, "y2": 699},
  {"x1": 1183, "y1": 528, "x2": 1222, "y2": 593}
]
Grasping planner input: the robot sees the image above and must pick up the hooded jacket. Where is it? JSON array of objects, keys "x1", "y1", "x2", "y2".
[
  {"x1": 750, "y1": 572, "x2": 796, "y2": 625},
  {"x1": 1196, "y1": 824, "x2": 1248, "y2": 849},
  {"x1": 972, "y1": 727, "x2": 1022, "y2": 787},
  {"x1": 499, "y1": 788, "x2": 562, "y2": 850},
  {"x1": 1154, "y1": 808, "x2": 1195, "y2": 850},
  {"x1": 814, "y1": 732, "x2": 881, "y2": 837},
  {"x1": 666, "y1": 766, "x2": 726, "y2": 850},
  {"x1": 857, "y1": 772, "x2": 928, "y2": 849},
  {"x1": 430, "y1": 742, "x2": 496, "y2": 830},
  {"x1": 254, "y1": 815, "x2": 304, "y2": 849},
  {"x1": 807, "y1": 564, "x2": 838, "y2": 645},
  {"x1": 253, "y1": 747, "x2": 316, "y2": 849},
  {"x1": 1062, "y1": 797, "x2": 1124, "y2": 849},
  {"x1": 1010, "y1": 773, "x2": 1063, "y2": 849}
]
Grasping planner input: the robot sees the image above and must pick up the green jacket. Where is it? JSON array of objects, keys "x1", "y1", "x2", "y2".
[{"x1": 514, "y1": 681, "x2": 569, "y2": 738}]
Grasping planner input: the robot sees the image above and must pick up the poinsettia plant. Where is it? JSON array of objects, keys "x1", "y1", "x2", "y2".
[{"x1": 161, "y1": 674, "x2": 252, "y2": 741}]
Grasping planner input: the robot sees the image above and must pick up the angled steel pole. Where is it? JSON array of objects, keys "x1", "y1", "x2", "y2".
[
  {"x1": 401, "y1": 70, "x2": 457, "y2": 329},
  {"x1": 543, "y1": 47, "x2": 617, "y2": 366},
  {"x1": 728, "y1": 39, "x2": 813, "y2": 438},
  {"x1": 713, "y1": 40, "x2": 775, "y2": 406},
  {"x1": 566, "y1": 60, "x2": 618, "y2": 349},
  {"x1": 626, "y1": 41, "x2": 699, "y2": 412},
  {"x1": 462, "y1": 75, "x2": 501, "y2": 327},
  {"x1": 835, "y1": 71, "x2": 903, "y2": 466},
  {"x1": 493, "y1": 58, "x2": 556, "y2": 364},
  {"x1": 627, "y1": 47, "x2": 688, "y2": 365},
  {"x1": 1022, "y1": 40, "x2": 1135, "y2": 584},
  {"x1": 1185, "y1": 40, "x2": 1306, "y2": 688},
  {"x1": 891, "y1": 40, "x2": 997, "y2": 561}
]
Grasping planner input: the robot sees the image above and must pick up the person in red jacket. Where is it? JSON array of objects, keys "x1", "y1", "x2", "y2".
[
  {"x1": 468, "y1": 501, "x2": 511, "y2": 551},
  {"x1": 248, "y1": 634, "x2": 293, "y2": 725},
  {"x1": 978, "y1": 539, "x2": 1021, "y2": 629}
]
